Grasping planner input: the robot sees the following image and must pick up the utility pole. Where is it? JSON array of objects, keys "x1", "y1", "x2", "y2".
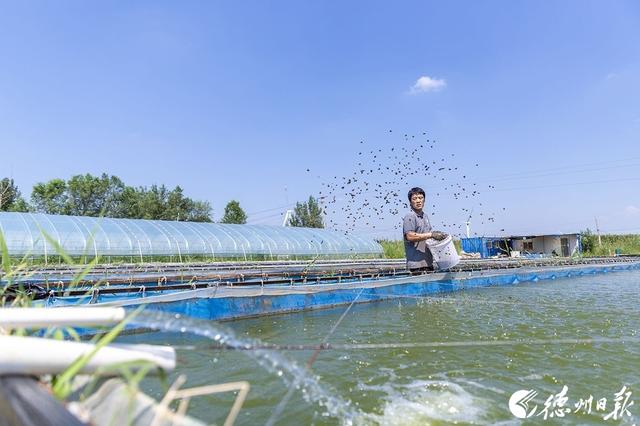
[{"x1": 594, "y1": 216, "x2": 602, "y2": 246}]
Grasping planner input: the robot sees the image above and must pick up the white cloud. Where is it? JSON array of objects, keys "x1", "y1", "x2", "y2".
[
  {"x1": 410, "y1": 75, "x2": 447, "y2": 94},
  {"x1": 624, "y1": 205, "x2": 640, "y2": 216}
]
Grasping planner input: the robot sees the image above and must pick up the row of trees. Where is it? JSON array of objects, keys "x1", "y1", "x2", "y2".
[
  {"x1": 1, "y1": 175, "x2": 325, "y2": 227},
  {"x1": 1, "y1": 174, "x2": 213, "y2": 222}
]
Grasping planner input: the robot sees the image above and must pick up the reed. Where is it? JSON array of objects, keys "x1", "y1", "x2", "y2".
[
  {"x1": 379, "y1": 239, "x2": 462, "y2": 259},
  {"x1": 582, "y1": 232, "x2": 640, "y2": 256},
  {"x1": 377, "y1": 240, "x2": 405, "y2": 258},
  {"x1": 0, "y1": 229, "x2": 152, "y2": 403}
]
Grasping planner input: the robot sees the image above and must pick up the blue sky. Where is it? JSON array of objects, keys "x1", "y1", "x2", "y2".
[{"x1": 1, "y1": 1, "x2": 639, "y2": 238}]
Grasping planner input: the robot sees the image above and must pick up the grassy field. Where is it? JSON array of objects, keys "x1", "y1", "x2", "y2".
[
  {"x1": 378, "y1": 239, "x2": 462, "y2": 259},
  {"x1": 378, "y1": 240, "x2": 405, "y2": 258},
  {"x1": 582, "y1": 233, "x2": 640, "y2": 256}
]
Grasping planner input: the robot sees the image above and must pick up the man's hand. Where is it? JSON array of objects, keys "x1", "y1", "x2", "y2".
[{"x1": 430, "y1": 231, "x2": 448, "y2": 241}]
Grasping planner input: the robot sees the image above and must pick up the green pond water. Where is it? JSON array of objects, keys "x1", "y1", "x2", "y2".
[{"x1": 121, "y1": 269, "x2": 639, "y2": 425}]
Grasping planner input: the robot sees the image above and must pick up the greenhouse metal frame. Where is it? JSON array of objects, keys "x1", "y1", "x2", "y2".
[{"x1": 0, "y1": 212, "x2": 383, "y2": 262}]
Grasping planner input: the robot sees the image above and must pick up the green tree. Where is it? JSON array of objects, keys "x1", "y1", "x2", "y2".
[
  {"x1": 31, "y1": 179, "x2": 68, "y2": 214},
  {"x1": 164, "y1": 185, "x2": 188, "y2": 221},
  {"x1": 9, "y1": 198, "x2": 31, "y2": 212},
  {"x1": 66, "y1": 173, "x2": 126, "y2": 216},
  {"x1": 137, "y1": 184, "x2": 169, "y2": 220},
  {"x1": 221, "y1": 200, "x2": 247, "y2": 224},
  {"x1": 0, "y1": 178, "x2": 19, "y2": 210},
  {"x1": 113, "y1": 186, "x2": 142, "y2": 218},
  {"x1": 164, "y1": 186, "x2": 200, "y2": 221},
  {"x1": 0, "y1": 178, "x2": 30, "y2": 212},
  {"x1": 129, "y1": 184, "x2": 212, "y2": 222},
  {"x1": 187, "y1": 200, "x2": 213, "y2": 222},
  {"x1": 164, "y1": 186, "x2": 212, "y2": 222},
  {"x1": 580, "y1": 229, "x2": 597, "y2": 254},
  {"x1": 27, "y1": 173, "x2": 213, "y2": 222},
  {"x1": 288, "y1": 196, "x2": 324, "y2": 228}
]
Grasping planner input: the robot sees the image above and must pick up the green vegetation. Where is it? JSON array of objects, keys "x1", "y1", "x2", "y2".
[
  {"x1": 31, "y1": 178, "x2": 68, "y2": 214},
  {"x1": 4, "y1": 173, "x2": 213, "y2": 221},
  {"x1": 221, "y1": 200, "x2": 247, "y2": 224},
  {"x1": 0, "y1": 228, "x2": 103, "y2": 306},
  {"x1": 453, "y1": 239, "x2": 462, "y2": 254},
  {"x1": 0, "y1": 229, "x2": 157, "y2": 405},
  {"x1": 0, "y1": 178, "x2": 30, "y2": 212},
  {"x1": 581, "y1": 229, "x2": 640, "y2": 256},
  {"x1": 378, "y1": 240, "x2": 405, "y2": 258},
  {"x1": 289, "y1": 196, "x2": 324, "y2": 228},
  {"x1": 51, "y1": 307, "x2": 145, "y2": 400},
  {"x1": 379, "y1": 238, "x2": 462, "y2": 259}
]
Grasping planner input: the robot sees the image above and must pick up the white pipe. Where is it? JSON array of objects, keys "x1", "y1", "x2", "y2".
[
  {"x1": 0, "y1": 307, "x2": 126, "y2": 329},
  {"x1": 0, "y1": 335, "x2": 175, "y2": 375}
]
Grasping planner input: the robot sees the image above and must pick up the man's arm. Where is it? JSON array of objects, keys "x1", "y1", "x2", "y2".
[
  {"x1": 405, "y1": 231, "x2": 447, "y2": 241},
  {"x1": 405, "y1": 231, "x2": 434, "y2": 242}
]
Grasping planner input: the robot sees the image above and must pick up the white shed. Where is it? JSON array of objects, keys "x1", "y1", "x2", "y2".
[{"x1": 510, "y1": 233, "x2": 581, "y2": 257}]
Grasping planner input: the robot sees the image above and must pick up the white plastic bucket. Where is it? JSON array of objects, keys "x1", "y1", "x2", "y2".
[{"x1": 427, "y1": 235, "x2": 460, "y2": 270}]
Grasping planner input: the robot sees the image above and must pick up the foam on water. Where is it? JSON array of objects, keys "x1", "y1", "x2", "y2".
[
  {"x1": 365, "y1": 380, "x2": 488, "y2": 425},
  {"x1": 130, "y1": 311, "x2": 490, "y2": 425},
  {"x1": 131, "y1": 310, "x2": 360, "y2": 424}
]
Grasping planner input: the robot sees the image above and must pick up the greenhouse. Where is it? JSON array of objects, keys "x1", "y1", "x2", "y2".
[{"x1": 0, "y1": 212, "x2": 383, "y2": 261}]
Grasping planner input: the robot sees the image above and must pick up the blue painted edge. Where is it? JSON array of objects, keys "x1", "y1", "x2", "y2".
[{"x1": 121, "y1": 262, "x2": 640, "y2": 322}]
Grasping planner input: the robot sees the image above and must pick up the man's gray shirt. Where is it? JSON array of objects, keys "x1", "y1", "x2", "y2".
[{"x1": 403, "y1": 209, "x2": 433, "y2": 269}]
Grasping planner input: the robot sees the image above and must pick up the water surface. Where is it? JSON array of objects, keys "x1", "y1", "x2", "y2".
[{"x1": 122, "y1": 269, "x2": 639, "y2": 425}]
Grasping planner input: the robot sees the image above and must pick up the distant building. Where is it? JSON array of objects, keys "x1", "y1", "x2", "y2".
[
  {"x1": 461, "y1": 233, "x2": 582, "y2": 258},
  {"x1": 510, "y1": 233, "x2": 582, "y2": 257}
]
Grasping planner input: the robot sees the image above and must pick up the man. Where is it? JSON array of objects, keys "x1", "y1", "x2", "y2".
[{"x1": 403, "y1": 187, "x2": 446, "y2": 273}]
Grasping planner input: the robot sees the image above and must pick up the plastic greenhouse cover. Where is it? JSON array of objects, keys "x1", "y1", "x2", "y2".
[{"x1": 0, "y1": 212, "x2": 383, "y2": 258}]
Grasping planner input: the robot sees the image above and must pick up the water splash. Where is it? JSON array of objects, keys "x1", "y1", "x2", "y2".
[
  {"x1": 130, "y1": 309, "x2": 494, "y2": 425},
  {"x1": 366, "y1": 380, "x2": 489, "y2": 425},
  {"x1": 130, "y1": 310, "x2": 360, "y2": 424}
]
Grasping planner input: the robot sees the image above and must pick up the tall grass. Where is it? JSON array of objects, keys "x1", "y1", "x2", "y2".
[
  {"x1": 582, "y1": 233, "x2": 640, "y2": 256},
  {"x1": 378, "y1": 240, "x2": 404, "y2": 258},
  {"x1": 0, "y1": 229, "x2": 151, "y2": 402},
  {"x1": 377, "y1": 239, "x2": 462, "y2": 259}
]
